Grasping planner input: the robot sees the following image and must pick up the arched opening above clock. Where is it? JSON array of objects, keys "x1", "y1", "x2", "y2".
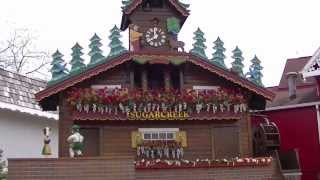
[
  {"x1": 142, "y1": 0, "x2": 165, "y2": 10},
  {"x1": 133, "y1": 63, "x2": 182, "y2": 91},
  {"x1": 120, "y1": 0, "x2": 189, "y2": 31}
]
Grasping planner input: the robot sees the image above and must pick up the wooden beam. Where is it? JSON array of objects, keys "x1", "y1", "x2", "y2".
[
  {"x1": 129, "y1": 68, "x2": 135, "y2": 90},
  {"x1": 142, "y1": 68, "x2": 148, "y2": 91},
  {"x1": 164, "y1": 68, "x2": 171, "y2": 91},
  {"x1": 179, "y1": 66, "x2": 184, "y2": 92}
]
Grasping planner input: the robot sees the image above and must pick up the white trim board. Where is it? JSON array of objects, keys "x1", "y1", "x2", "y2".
[
  {"x1": 264, "y1": 102, "x2": 320, "y2": 111},
  {"x1": 0, "y1": 101, "x2": 58, "y2": 120},
  {"x1": 302, "y1": 47, "x2": 320, "y2": 78}
]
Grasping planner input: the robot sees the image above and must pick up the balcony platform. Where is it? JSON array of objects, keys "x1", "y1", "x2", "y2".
[{"x1": 8, "y1": 156, "x2": 284, "y2": 180}]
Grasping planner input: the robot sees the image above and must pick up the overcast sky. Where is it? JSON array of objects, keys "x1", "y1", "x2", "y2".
[{"x1": 1, "y1": 0, "x2": 320, "y2": 87}]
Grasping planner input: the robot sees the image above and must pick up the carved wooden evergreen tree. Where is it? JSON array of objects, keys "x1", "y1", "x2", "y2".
[
  {"x1": 49, "y1": 50, "x2": 68, "y2": 83},
  {"x1": 231, "y1": 46, "x2": 245, "y2": 76},
  {"x1": 108, "y1": 25, "x2": 127, "y2": 58},
  {"x1": 211, "y1": 37, "x2": 226, "y2": 69},
  {"x1": 121, "y1": 0, "x2": 133, "y2": 9},
  {"x1": 88, "y1": 33, "x2": 105, "y2": 66},
  {"x1": 190, "y1": 28, "x2": 207, "y2": 59},
  {"x1": 70, "y1": 43, "x2": 85, "y2": 74},
  {"x1": 246, "y1": 55, "x2": 264, "y2": 86},
  {"x1": 177, "y1": 0, "x2": 190, "y2": 9}
]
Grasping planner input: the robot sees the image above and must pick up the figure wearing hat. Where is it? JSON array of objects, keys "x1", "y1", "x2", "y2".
[
  {"x1": 129, "y1": 24, "x2": 143, "y2": 51},
  {"x1": 41, "y1": 127, "x2": 52, "y2": 156},
  {"x1": 67, "y1": 125, "x2": 84, "y2": 158}
]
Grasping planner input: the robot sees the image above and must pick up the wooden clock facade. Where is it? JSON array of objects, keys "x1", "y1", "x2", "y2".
[
  {"x1": 37, "y1": 0, "x2": 274, "y2": 161},
  {"x1": 7, "y1": 0, "x2": 283, "y2": 179}
]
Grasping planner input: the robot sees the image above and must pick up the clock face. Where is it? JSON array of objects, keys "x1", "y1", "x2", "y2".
[{"x1": 145, "y1": 27, "x2": 166, "y2": 47}]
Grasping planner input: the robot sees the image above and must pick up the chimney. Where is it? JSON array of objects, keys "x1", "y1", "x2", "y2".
[{"x1": 286, "y1": 72, "x2": 298, "y2": 99}]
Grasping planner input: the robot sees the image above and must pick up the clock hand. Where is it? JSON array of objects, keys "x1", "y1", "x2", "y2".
[{"x1": 152, "y1": 29, "x2": 158, "y2": 40}]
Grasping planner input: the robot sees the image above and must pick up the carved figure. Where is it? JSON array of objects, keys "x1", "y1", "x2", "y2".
[
  {"x1": 67, "y1": 125, "x2": 84, "y2": 158},
  {"x1": 168, "y1": 35, "x2": 185, "y2": 52},
  {"x1": 129, "y1": 24, "x2": 143, "y2": 51},
  {"x1": 41, "y1": 127, "x2": 52, "y2": 156}
]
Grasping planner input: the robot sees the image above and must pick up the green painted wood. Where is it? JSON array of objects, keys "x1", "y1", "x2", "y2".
[
  {"x1": 190, "y1": 28, "x2": 207, "y2": 59},
  {"x1": 88, "y1": 33, "x2": 105, "y2": 67},
  {"x1": 70, "y1": 43, "x2": 86, "y2": 75},
  {"x1": 48, "y1": 50, "x2": 68, "y2": 85},
  {"x1": 108, "y1": 25, "x2": 127, "y2": 58},
  {"x1": 211, "y1": 37, "x2": 227, "y2": 69},
  {"x1": 231, "y1": 46, "x2": 245, "y2": 77},
  {"x1": 246, "y1": 55, "x2": 264, "y2": 87}
]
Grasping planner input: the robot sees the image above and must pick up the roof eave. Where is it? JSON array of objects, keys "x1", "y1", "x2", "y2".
[
  {"x1": 188, "y1": 54, "x2": 275, "y2": 101},
  {"x1": 35, "y1": 52, "x2": 132, "y2": 102},
  {"x1": 36, "y1": 51, "x2": 274, "y2": 108}
]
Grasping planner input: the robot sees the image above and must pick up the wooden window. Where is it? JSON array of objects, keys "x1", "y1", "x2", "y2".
[
  {"x1": 139, "y1": 128, "x2": 178, "y2": 141},
  {"x1": 212, "y1": 126, "x2": 239, "y2": 159},
  {"x1": 79, "y1": 128, "x2": 100, "y2": 157}
]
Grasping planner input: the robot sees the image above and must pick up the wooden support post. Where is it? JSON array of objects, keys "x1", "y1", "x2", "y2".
[
  {"x1": 164, "y1": 69, "x2": 171, "y2": 91},
  {"x1": 129, "y1": 69, "x2": 135, "y2": 90},
  {"x1": 179, "y1": 66, "x2": 184, "y2": 92},
  {"x1": 59, "y1": 93, "x2": 73, "y2": 157},
  {"x1": 142, "y1": 68, "x2": 148, "y2": 91}
]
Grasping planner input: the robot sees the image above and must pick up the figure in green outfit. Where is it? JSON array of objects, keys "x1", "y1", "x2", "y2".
[{"x1": 67, "y1": 125, "x2": 84, "y2": 158}]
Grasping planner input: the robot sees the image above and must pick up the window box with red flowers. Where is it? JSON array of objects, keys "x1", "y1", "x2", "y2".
[{"x1": 67, "y1": 87, "x2": 249, "y2": 121}]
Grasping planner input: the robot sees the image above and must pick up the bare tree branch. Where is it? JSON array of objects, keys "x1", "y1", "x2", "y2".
[{"x1": 0, "y1": 29, "x2": 50, "y2": 80}]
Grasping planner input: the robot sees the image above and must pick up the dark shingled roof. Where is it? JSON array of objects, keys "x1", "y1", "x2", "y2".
[
  {"x1": 267, "y1": 56, "x2": 319, "y2": 108},
  {"x1": 0, "y1": 68, "x2": 46, "y2": 110}
]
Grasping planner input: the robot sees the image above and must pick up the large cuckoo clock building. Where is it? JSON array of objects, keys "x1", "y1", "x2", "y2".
[{"x1": 8, "y1": 1, "x2": 286, "y2": 179}]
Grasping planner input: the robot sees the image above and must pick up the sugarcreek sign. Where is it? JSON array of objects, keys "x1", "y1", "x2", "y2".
[{"x1": 127, "y1": 111, "x2": 189, "y2": 120}]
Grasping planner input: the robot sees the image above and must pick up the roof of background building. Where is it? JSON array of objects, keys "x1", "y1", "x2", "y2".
[
  {"x1": 267, "y1": 56, "x2": 319, "y2": 109},
  {"x1": 0, "y1": 68, "x2": 58, "y2": 120},
  {"x1": 278, "y1": 56, "x2": 314, "y2": 89}
]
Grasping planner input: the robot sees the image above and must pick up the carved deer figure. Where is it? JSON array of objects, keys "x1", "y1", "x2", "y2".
[{"x1": 168, "y1": 35, "x2": 185, "y2": 52}]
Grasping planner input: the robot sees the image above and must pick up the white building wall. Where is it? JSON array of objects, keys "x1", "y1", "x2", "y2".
[{"x1": 0, "y1": 109, "x2": 58, "y2": 159}]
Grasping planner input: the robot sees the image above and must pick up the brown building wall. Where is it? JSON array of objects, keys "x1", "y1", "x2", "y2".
[
  {"x1": 90, "y1": 63, "x2": 131, "y2": 87},
  {"x1": 8, "y1": 157, "x2": 283, "y2": 180},
  {"x1": 183, "y1": 62, "x2": 234, "y2": 88},
  {"x1": 57, "y1": 62, "x2": 254, "y2": 158},
  {"x1": 58, "y1": 114, "x2": 252, "y2": 158},
  {"x1": 99, "y1": 119, "x2": 250, "y2": 160},
  {"x1": 102, "y1": 123, "x2": 213, "y2": 159},
  {"x1": 8, "y1": 157, "x2": 135, "y2": 180}
]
